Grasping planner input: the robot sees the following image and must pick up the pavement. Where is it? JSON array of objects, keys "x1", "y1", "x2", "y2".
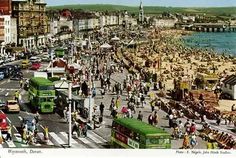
[{"x1": 90, "y1": 67, "x2": 236, "y2": 149}]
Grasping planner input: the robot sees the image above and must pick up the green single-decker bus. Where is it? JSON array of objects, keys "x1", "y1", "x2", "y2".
[{"x1": 111, "y1": 118, "x2": 171, "y2": 149}]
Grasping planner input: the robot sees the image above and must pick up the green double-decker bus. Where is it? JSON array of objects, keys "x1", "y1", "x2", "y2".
[
  {"x1": 28, "y1": 77, "x2": 56, "y2": 113},
  {"x1": 54, "y1": 48, "x2": 65, "y2": 58},
  {"x1": 111, "y1": 118, "x2": 171, "y2": 149}
]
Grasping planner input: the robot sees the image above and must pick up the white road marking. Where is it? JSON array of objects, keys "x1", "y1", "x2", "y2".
[
  {"x1": 37, "y1": 133, "x2": 54, "y2": 146},
  {"x1": 0, "y1": 110, "x2": 4, "y2": 114},
  {"x1": 6, "y1": 117, "x2": 11, "y2": 124},
  {"x1": 13, "y1": 125, "x2": 18, "y2": 133},
  {"x1": 39, "y1": 124, "x2": 44, "y2": 130},
  {"x1": 5, "y1": 92, "x2": 9, "y2": 96},
  {"x1": 87, "y1": 131, "x2": 107, "y2": 143},
  {"x1": 0, "y1": 80, "x2": 6, "y2": 85},
  {"x1": 21, "y1": 90, "x2": 26, "y2": 95},
  {"x1": 87, "y1": 132, "x2": 103, "y2": 144},
  {"x1": 14, "y1": 133, "x2": 28, "y2": 147},
  {"x1": 5, "y1": 140, "x2": 16, "y2": 148},
  {"x1": 59, "y1": 132, "x2": 86, "y2": 148},
  {"x1": 49, "y1": 132, "x2": 66, "y2": 145},
  {"x1": 18, "y1": 116, "x2": 23, "y2": 121},
  {"x1": 78, "y1": 137, "x2": 98, "y2": 148},
  {"x1": 0, "y1": 144, "x2": 3, "y2": 148}
]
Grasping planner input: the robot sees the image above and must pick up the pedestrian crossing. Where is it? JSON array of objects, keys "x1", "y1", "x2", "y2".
[{"x1": 0, "y1": 130, "x2": 108, "y2": 148}]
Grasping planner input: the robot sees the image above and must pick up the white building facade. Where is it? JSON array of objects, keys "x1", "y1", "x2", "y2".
[
  {"x1": 222, "y1": 75, "x2": 236, "y2": 100},
  {"x1": 153, "y1": 18, "x2": 177, "y2": 28}
]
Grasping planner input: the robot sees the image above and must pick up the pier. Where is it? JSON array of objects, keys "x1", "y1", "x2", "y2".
[{"x1": 176, "y1": 23, "x2": 236, "y2": 32}]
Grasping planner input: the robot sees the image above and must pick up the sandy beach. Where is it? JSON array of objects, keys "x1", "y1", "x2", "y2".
[{"x1": 117, "y1": 29, "x2": 236, "y2": 113}]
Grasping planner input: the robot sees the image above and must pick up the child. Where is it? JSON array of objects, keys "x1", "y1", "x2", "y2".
[{"x1": 190, "y1": 134, "x2": 197, "y2": 148}]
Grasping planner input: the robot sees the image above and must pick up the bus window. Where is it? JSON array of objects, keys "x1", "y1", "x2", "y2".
[
  {"x1": 133, "y1": 133, "x2": 140, "y2": 142},
  {"x1": 48, "y1": 98, "x2": 54, "y2": 102},
  {"x1": 39, "y1": 98, "x2": 47, "y2": 102},
  {"x1": 39, "y1": 86, "x2": 54, "y2": 90},
  {"x1": 146, "y1": 137, "x2": 159, "y2": 145}
]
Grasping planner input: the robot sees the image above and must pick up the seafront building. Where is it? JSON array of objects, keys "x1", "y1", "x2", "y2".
[
  {"x1": 0, "y1": 0, "x2": 17, "y2": 56},
  {"x1": 11, "y1": 0, "x2": 49, "y2": 49}
]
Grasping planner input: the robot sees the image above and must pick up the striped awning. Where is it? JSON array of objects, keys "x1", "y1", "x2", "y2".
[{"x1": 223, "y1": 75, "x2": 236, "y2": 85}]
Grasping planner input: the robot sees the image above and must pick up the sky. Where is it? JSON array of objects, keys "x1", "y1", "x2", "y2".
[{"x1": 46, "y1": 0, "x2": 236, "y2": 7}]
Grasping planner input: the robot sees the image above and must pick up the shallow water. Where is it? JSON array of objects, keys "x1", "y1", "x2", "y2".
[{"x1": 182, "y1": 32, "x2": 236, "y2": 56}]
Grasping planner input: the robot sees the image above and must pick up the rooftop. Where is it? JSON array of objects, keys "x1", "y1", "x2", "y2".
[
  {"x1": 114, "y1": 118, "x2": 169, "y2": 136},
  {"x1": 30, "y1": 77, "x2": 54, "y2": 86}
]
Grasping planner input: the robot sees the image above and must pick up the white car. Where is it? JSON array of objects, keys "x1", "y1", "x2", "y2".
[
  {"x1": 9, "y1": 56, "x2": 16, "y2": 62},
  {"x1": 29, "y1": 56, "x2": 41, "y2": 63}
]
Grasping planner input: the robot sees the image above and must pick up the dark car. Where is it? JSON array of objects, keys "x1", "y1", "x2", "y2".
[
  {"x1": 5, "y1": 64, "x2": 21, "y2": 72},
  {"x1": 3, "y1": 65, "x2": 15, "y2": 76},
  {"x1": 0, "y1": 67, "x2": 10, "y2": 78},
  {"x1": 0, "y1": 99, "x2": 5, "y2": 110},
  {"x1": 10, "y1": 71, "x2": 23, "y2": 80}
]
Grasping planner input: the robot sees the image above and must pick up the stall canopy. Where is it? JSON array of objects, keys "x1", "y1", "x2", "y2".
[
  {"x1": 100, "y1": 43, "x2": 112, "y2": 49},
  {"x1": 54, "y1": 80, "x2": 69, "y2": 89}
]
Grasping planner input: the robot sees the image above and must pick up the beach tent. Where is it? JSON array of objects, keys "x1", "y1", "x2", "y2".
[
  {"x1": 100, "y1": 43, "x2": 112, "y2": 49},
  {"x1": 111, "y1": 36, "x2": 120, "y2": 41},
  {"x1": 127, "y1": 40, "x2": 136, "y2": 46}
]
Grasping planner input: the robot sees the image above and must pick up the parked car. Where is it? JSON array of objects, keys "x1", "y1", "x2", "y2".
[
  {"x1": 9, "y1": 55, "x2": 16, "y2": 62},
  {"x1": 13, "y1": 64, "x2": 21, "y2": 71},
  {"x1": 0, "y1": 99, "x2": 5, "y2": 110},
  {"x1": 30, "y1": 62, "x2": 41, "y2": 70},
  {"x1": 29, "y1": 56, "x2": 41, "y2": 63},
  {"x1": 0, "y1": 67, "x2": 10, "y2": 78},
  {"x1": 3, "y1": 65, "x2": 14, "y2": 76},
  {"x1": 0, "y1": 71, "x2": 4, "y2": 80},
  {"x1": 5, "y1": 100, "x2": 20, "y2": 113},
  {"x1": 21, "y1": 59, "x2": 30, "y2": 69},
  {"x1": 40, "y1": 55, "x2": 50, "y2": 62},
  {"x1": 0, "y1": 113, "x2": 9, "y2": 132},
  {"x1": 10, "y1": 71, "x2": 23, "y2": 80}
]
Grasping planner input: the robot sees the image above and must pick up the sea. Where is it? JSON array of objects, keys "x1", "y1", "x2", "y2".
[{"x1": 182, "y1": 32, "x2": 236, "y2": 56}]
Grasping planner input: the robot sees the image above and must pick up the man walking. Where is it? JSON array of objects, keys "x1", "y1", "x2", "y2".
[
  {"x1": 99, "y1": 102, "x2": 105, "y2": 116},
  {"x1": 137, "y1": 111, "x2": 143, "y2": 121}
]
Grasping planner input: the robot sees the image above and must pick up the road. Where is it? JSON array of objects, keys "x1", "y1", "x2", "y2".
[{"x1": 0, "y1": 61, "x2": 108, "y2": 148}]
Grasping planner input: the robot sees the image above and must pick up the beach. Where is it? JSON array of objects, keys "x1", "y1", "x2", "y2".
[{"x1": 116, "y1": 28, "x2": 236, "y2": 114}]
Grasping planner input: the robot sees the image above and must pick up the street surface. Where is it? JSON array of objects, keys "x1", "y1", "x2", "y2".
[{"x1": 1, "y1": 60, "x2": 235, "y2": 149}]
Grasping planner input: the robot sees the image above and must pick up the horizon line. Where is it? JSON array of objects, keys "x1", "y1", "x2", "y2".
[{"x1": 47, "y1": 3, "x2": 236, "y2": 8}]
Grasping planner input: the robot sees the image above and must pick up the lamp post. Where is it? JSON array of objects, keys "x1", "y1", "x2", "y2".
[
  {"x1": 68, "y1": 82, "x2": 72, "y2": 147},
  {"x1": 50, "y1": 48, "x2": 54, "y2": 78},
  {"x1": 0, "y1": 42, "x2": 4, "y2": 56}
]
